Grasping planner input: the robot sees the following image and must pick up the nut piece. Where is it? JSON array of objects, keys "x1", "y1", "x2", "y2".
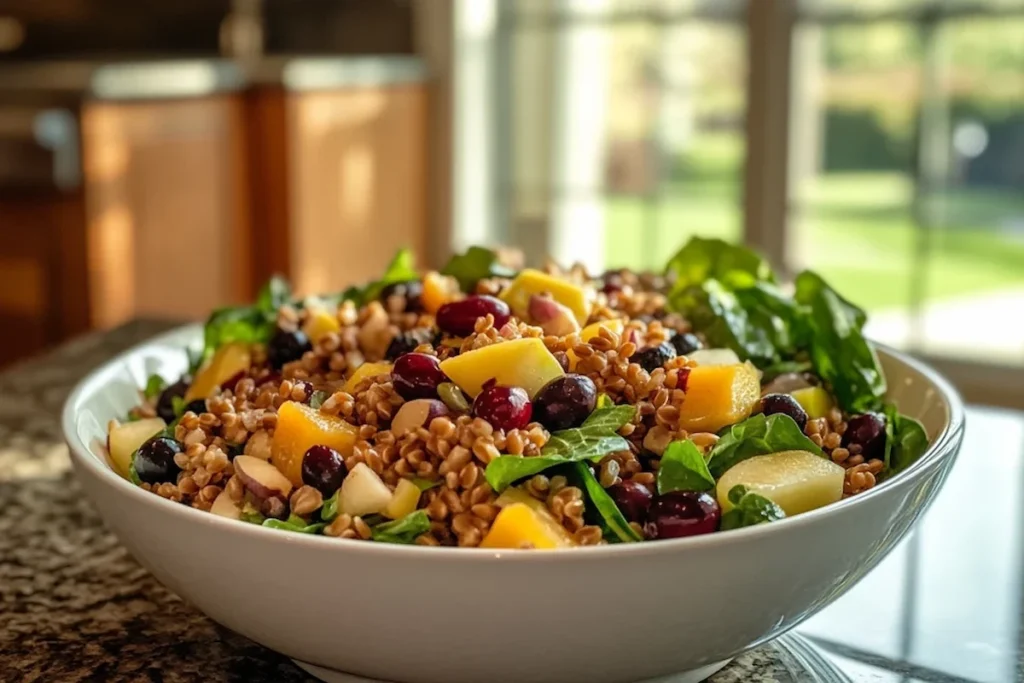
[
  {"x1": 528, "y1": 294, "x2": 580, "y2": 337},
  {"x1": 210, "y1": 490, "x2": 242, "y2": 520},
  {"x1": 234, "y1": 454, "x2": 294, "y2": 501},
  {"x1": 290, "y1": 485, "x2": 325, "y2": 517},
  {"x1": 391, "y1": 399, "x2": 450, "y2": 437}
]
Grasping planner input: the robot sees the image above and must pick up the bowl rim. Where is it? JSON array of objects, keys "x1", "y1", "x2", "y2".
[{"x1": 63, "y1": 324, "x2": 966, "y2": 563}]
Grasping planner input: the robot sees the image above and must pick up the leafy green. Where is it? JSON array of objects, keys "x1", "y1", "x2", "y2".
[
  {"x1": 664, "y1": 237, "x2": 776, "y2": 290},
  {"x1": 201, "y1": 276, "x2": 291, "y2": 362},
  {"x1": 240, "y1": 502, "x2": 265, "y2": 525},
  {"x1": 581, "y1": 404, "x2": 636, "y2": 432},
  {"x1": 171, "y1": 396, "x2": 187, "y2": 419},
  {"x1": 371, "y1": 510, "x2": 431, "y2": 544},
  {"x1": 321, "y1": 490, "x2": 341, "y2": 522},
  {"x1": 570, "y1": 462, "x2": 642, "y2": 543},
  {"x1": 309, "y1": 390, "x2": 330, "y2": 410},
  {"x1": 484, "y1": 406, "x2": 635, "y2": 491},
  {"x1": 257, "y1": 275, "x2": 292, "y2": 312},
  {"x1": 362, "y1": 248, "x2": 419, "y2": 304},
  {"x1": 883, "y1": 405, "x2": 929, "y2": 474},
  {"x1": 441, "y1": 246, "x2": 516, "y2": 292},
  {"x1": 708, "y1": 413, "x2": 824, "y2": 479},
  {"x1": 143, "y1": 374, "x2": 166, "y2": 400},
  {"x1": 128, "y1": 460, "x2": 142, "y2": 486},
  {"x1": 412, "y1": 478, "x2": 441, "y2": 492},
  {"x1": 595, "y1": 394, "x2": 614, "y2": 410},
  {"x1": 720, "y1": 485, "x2": 786, "y2": 530},
  {"x1": 263, "y1": 514, "x2": 326, "y2": 534},
  {"x1": 794, "y1": 270, "x2": 886, "y2": 413},
  {"x1": 186, "y1": 346, "x2": 205, "y2": 376},
  {"x1": 760, "y1": 359, "x2": 813, "y2": 384},
  {"x1": 657, "y1": 440, "x2": 715, "y2": 494}
]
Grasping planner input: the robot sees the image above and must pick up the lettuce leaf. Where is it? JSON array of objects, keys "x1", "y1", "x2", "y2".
[
  {"x1": 441, "y1": 246, "x2": 516, "y2": 292},
  {"x1": 708, "y1": 413, "x2": 824, "y2": 479},
  {"x1": 720, "y1": 485, "x2": 785, "y2": 530},
  {"x1": 657, "y1": 440, "x2": 715, "y2": 494}
]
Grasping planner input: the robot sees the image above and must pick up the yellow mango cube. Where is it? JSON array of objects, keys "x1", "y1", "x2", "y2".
[
  {"x1": 716, "y1": 450, "x2": 844, "y2": 516},
  {"x1": 422, "y1": 271, "x2": 461, "y2": 314},
  {"x1": 567, "y1": 318, "x2": 625, "y2": 369},
  {"x1": 790, "y1": 386, "x2": 835, "y2": 420},
  {"x1": 186, "y1": 342, "x2": 252, "y2": 401},
  {"x1": 679, "y1": 362, "x2": 760, "y2": 433},
  {"x1": 344, "y1": 361, "x2": 393, "y2": 394},
  {"x1": 500, "y1": 269, "x2": 593, "y2": 325},
  {"x1": 479, "y1": 503, "x2": 576, "y2": 549},
  {"x1": 439, "y1": 337, "x2": 565, "y2": 398},
  {"x1": 303, "y1": 308, "x2": 342, "y2": 343},
  {"x1": 271, "y1": 401, "x2": 358, "y2": 487}
]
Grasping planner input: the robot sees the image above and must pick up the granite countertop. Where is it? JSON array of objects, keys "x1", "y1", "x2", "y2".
[{"x1": 1, "y1": 322, "x2": 1019, "y2": 682}]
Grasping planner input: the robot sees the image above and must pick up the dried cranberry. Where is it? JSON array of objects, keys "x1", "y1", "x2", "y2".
[
  {"x1": 608, "y1": 480, "x2": 653, "y2": 524},
  {"x1": 302, "y1": 445, "x2": 347, "y2": 496},
  {"x1": 436, "y1": 296, "x2": 511, "y2": 337},
  {"x1": 644, "y1": 491, "x2": 720, "y2": 540},
  {"x1": 472, "y1": 381, "x2": 532, "y2": 431},
  {"x1": 392, "y1": 353, "x2": 447, "y2": 400},
  {"x1": 760, "y1": 393, "x2": 809, "y2": 431}
]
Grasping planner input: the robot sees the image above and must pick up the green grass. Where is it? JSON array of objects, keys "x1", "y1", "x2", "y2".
[{"x1": 606, "y1": 169, "x2": 1024, "y2": 312}]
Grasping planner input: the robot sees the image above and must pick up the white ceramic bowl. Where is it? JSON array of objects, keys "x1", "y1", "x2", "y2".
[{"x1": 63, "y1": 324, "x2": 966, "y2": 683}]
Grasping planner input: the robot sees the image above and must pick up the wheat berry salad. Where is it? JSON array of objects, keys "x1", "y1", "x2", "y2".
[{"x1": 104, "y1": 238, "x2": 930, "y2": 549}]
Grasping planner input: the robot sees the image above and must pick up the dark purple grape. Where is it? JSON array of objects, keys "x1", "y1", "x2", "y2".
[
  {"x1": 632, "y1": 341, "x2": 676, "y2": 373},
  {"x1": 843, "y1": 413, "x2": 886, "y2": 459},
  {"x1": 644, "y1": 491, "x2": 720, "y2": 540},
  {"x1": 385, "y1": 327, "x2": 437, "y2": 361},
  {"x1": 601, "y1": 271, "x2": 625, "y2": 295},
  {"x1": 268, "y1": 328, "x2": 312, "y2": 369},
  {"x1": 436, "y1": 296, "x2": 511, "y2": 337},
  {"x1": 533, "y1": 374, "x2": 597, "y2": 431},
  {"x1": 183, "y1": 399, "x2": 208, "y2": 416},
  {"x1": 380, "y1": 279, "x2": 424, "y2": 312},
  {"x1": 608, "y1": 480, "x2": 653, "y2": 524},
  {"x1": 302, "y1": 445, "x2": 347, "y2": 496},
  {"x1": 472, "y1": 382, "x2": 532, "y2": 431},
  {"x1": 156, "y1": 378, "x2": 189, "y2": 423},
  {"x1": 392, "y1": 352, "x2": 447, "y2": 400},
  {"x1": 669, "y1": 332, "x2": 703, "y2": 356},
  {"x1": 134, "y1": 436, "x2": 183, "y2": 484},
  {"x1": 760, "y1": 393, "x2": 809, "y2": 431}
]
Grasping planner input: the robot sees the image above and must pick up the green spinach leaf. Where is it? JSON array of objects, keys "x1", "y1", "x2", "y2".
[
  {"x1": 883, "y1": 404, "x2": 929, "y2": 474},
  {"x1": 412, "y1": 477, "x2": 441, "y2": 492},
  {"x1": 664, "y1": 237, "x2": 776, "y2": 290},
  {"x1": 128, "y1": 460, "x2": 142, "y2": 486},
  {"x1": 441, "y1": 245, "x2": 516, "y2": 292},
  {"x1": 760, "y1": 359, "x2": 813, "y2": 384},
  {"x1": 484, "y1": 431, "x2": 631, "y2": 492},
  {"x1": 581, "y1": 404, "x2": 636, "y2": 432},
  {"x1": 371, "y1": 510, "x2": 431, "y2": 544},
  {"x1": 672, "y1": 280, "x2": 781, "y2": 366},
  {"x1": 657, "y1": 440, "x2": 715, "y2": 494},
  {"x1": 362, "y1": 248, "x2": 419, "y2": 304},
  {"x1": 708, "y1": 413, "x2": 824, "y2": 479},
  {"x1": 263, "y1": 514, "x2": 325, "y2": 534},
  {"x1": 794, "y1": 270, "x2": 886, "y2": 413},
  {"x1": 144, "y1": 374, "x2": 166, "y2": 400},
  {"x1": 201, "y1": 275, "x2": 294, "y2": 362},
  {"x1": 570, "y1": 462, "x2": 642, "y2": 543},
  {"x1": 308, "y1": 390, "x2": 330, "y2": 410},
  {"x1": 720, "y1": 485, "x2": 786, "y2": 530},
  {"x1": 240, "y1": 502, "x2": 266, "y2": 525},
  {"x1": 321, "y1": 490, "x2": 341, "y2": 522}
]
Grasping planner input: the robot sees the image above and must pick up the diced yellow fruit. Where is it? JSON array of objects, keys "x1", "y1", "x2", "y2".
[
  {"x1": 439, "y1": 337, "x2": 565, "y2": 399},
  {"x1": 688, "y1": 348, "x2": 741, "y2": 367},
  {"x1": 679, "y1": 362, "x2": 760, "y2": 433},
  {"x1": 791, "y1": 386, "x2": 835, "y2": 420},
  {"x1": 344, "y1": 361, "x2": 393, "y2": 394},
  {"x1": 108, "y1": 417, "x2": 166, "y2": 478},
  {"x1": 271, "y1": 401, "x2": 358, "y2": 487},
  {"x1": 716, "y1": 450, "x2": 844, "y2": 516},
  {"x1": 567, "y1": 319, "x2": 625, "y2": 369},
  {"x1": 303, "y1": 307, "x2": 341, "y2": 343},
  {"x1": 479, "y1": 503, "x2": 577, "y2": 550},
  {"x1": 422, "y1": 271, "x2": 461, "y2": 314},
  {"x1": 186, "y1": 342, "x2": 252, "y2": 401},
  {"x1": 383, "y1": 478, "x2": 422, "y2": 519},
  {"x1": 500, "y1": 269, "x2": 593, "y2": 325},
  {"x1": 495, "y1": 486, "x2": 548, "y2": 513}
]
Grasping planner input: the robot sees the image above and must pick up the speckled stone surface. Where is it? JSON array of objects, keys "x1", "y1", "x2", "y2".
[{"x1": 0, "y1": 322, "x2": 836, "y2": 683}]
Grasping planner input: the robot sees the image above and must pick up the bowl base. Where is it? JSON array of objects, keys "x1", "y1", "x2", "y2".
[{"x1": 290, "y1": 659, "x2": 731, "y2": 683}]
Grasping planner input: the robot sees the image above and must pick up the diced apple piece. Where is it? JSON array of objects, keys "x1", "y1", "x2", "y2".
[
  {"x1": 382, "y1": 478, "x2": 422, "y2": 519},
  {"x1": 234, "y1": 455, "x2": 294, "y2": 501},
  {"x1": 567, "y1": 319, "x2": 625, "y2": 369},
  {"x1": 271, "y1": 401, "x2": 358, "y2": 487},
  {"x1": 344, "y1": 361, "x2": 393, "y2": 394},
  {"x1": 500, "y1": 268, "x2": 593, "y2": 325},
  {"x1": 439, "y1": 338, "x2": 565, "y2": 399},
  {"x1": 688, "y1": 348, "x2": 741, "y2": 367},
  {"x1": 303, "y1": 307, "x2": 341, "y2": 343},
  {"x1": 791, "y1": 386, "x2": 835, "y2": 420},
  {"x1": 210, "y1": 490, "x2": 242, "y2": 520},
  {"x1": 340, "y1": 462, "x2": 393, "y2": 516},
  {"x1": 108, "y1": 417, "x2": 166, "y2": 478},
  {"x1": 391, "y1": 399, "x2": 450, "y2": 437},
  {"x1": 422, "y1": 271, "x2": 461, "y2": 314},
  {"x1": 479, "y1": 503, "x2": 577, "y2": 550},
  {"x1": 716, "y1": 450, "x2": 844, "y2": 516},
  {"x1": 528, "y1": 294, "x2": 581, "y2": 337},
  {"x1": 186, "y1": 342, "x2": 252, "y2": 401},
  {"x1": 679, "y1": 362, "x2": 760, "y2": 433}
]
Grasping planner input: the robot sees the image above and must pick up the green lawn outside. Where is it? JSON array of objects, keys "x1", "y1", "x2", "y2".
[{"x1": 605, "y1": 171, "x2": 1024, "y2": 313}]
